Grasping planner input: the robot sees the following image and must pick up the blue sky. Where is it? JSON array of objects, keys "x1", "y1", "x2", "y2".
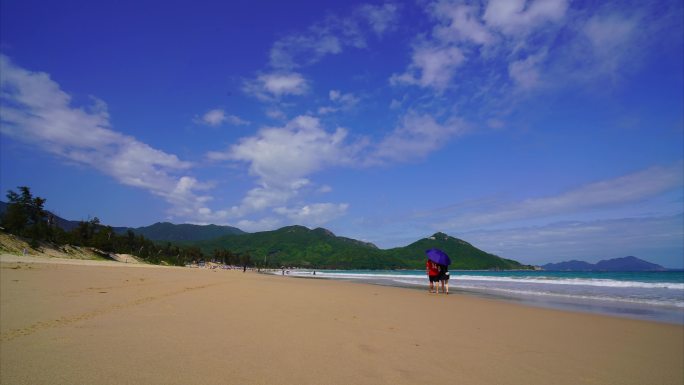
[{"x1": 1, "y1": 0, "x2": 682, "y2": 267}]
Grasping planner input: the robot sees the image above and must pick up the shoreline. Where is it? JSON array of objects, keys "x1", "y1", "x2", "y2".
[
  {"x1": 5, "y1": 255, "x2": 683, "y2": 324},
  {"x1": 2, "y1": 255, "x2": 683, "y2": 384},
  {"x1": 270, "y1": 268, "x2": 684, "y2": 325}
]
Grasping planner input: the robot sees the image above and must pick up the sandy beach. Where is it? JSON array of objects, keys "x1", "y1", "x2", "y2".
[{"x1": 1, "y1": 254, "x2": 682, "y2": 385}]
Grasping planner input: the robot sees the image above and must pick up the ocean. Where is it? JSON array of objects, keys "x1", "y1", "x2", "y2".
[{"x1": 275, "y1": 269, "x2": 684, "y2": 324}]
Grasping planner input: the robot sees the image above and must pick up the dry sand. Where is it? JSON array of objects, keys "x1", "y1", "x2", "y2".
[{"x1": 1, "y1": 254, "x2": 682, "y2": 385}]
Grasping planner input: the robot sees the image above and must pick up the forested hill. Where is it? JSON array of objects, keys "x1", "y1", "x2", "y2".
[
  {"x1": 190, "y1": 226, "x2": 532, "y2": 270},
  {"x1": 191, "y1": 225, "x2": 393, "y2": 269},
  {"x1": 120, "y1": 222, "x2": 245, "y2": 242},
  {"x1": 1, "y1": 202, "x2": 244, "y2": 242},
  {"x1": 384, "y1": 232, "x2": 530, "y2": 270}
]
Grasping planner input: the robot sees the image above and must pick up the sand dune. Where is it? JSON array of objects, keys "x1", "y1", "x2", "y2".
[{"x1": 1, "y1": 255, "x2": 682, "y2": 385}]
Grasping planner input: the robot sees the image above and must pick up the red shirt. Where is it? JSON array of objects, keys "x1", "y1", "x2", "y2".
[{"x1": 426, "y1": 260, "x2": 439, "y2": 276}]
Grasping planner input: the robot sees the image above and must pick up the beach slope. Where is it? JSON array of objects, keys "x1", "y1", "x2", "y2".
[{"x1": 1, "y1": 255, "x2": 682, "y2": 385}]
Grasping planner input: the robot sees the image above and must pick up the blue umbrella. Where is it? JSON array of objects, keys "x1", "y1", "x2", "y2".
[{"x1": 426, "y1": 248, "x2": 451, "y2": 266}]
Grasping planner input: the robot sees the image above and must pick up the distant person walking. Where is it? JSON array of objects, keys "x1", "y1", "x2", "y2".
[{"x1": 426, "y1": 259, "x2": 440, "y2": 293}]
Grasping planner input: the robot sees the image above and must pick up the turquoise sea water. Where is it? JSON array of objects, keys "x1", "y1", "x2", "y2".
[{"x1": 279, "y1": 270, "x2": 684, "y2": 324}]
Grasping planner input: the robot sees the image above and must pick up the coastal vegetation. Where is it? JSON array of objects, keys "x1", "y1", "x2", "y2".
[
  {"x1": 0, "y1": 187, "x2": 209, "y2": 266},
  {"x1": 1, "y1": 186, "x2": 532, "y2": 270}
]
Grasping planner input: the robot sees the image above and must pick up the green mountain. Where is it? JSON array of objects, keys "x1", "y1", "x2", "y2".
[
  {"x1": 191, "y1": 226, "x2": 531, "y2": 270},
  {"x1": 385, "y1": 232, "x2": 528, "y2": 270},
  {"x1": 1, "y1": 201, "x2": 245, "y2": 242},
  {"x1": 122, "y1": 222, "x2": 245, "y2": 242},
  {"x1": 192, "y1": 225, "x2": 395, "y2": 269}
]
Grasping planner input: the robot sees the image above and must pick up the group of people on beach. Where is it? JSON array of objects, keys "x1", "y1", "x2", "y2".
[{"x1": 426, "y1": 259, "x2": 449, "y2": 294}]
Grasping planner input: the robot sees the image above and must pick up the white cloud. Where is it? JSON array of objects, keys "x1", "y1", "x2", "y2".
[
  {"x1": 329, "y1": 89, "x2": 358, "y2": 105},
  {"x1": 483, "y1": 0, "x2": 569, "y2": 35},
  {"x1": 487, "y1": 118, "x2": 505, "y2": 129},
  {"x1": 390, "y1": 0, "x2": 571, "y2": 94},
  {"x1": 274, "y1": 203, "x2": 349, "y2": 227},
  {"x1": 461, "y1": 215, "x2": 684, "y2": 267},
  {"x1": 508, "y1": 51, "x2": 546, "y2": 90},
  {"x1": 580, "y1": 14, "x2": 639, "y2": 75},
  {"x1": 584, "y1": 15, "x2": 636, "y2": 49},
  {"x1": 317, "y1": 185, "x2": 333, "y2": 193},
  {"x1": 390, "y1": 0, "x2": 675, "y2": 106},
  {"x1": 236, "y1": 184, "x2": 303, "y2": 215},
  {"x1": 208, "y1": 115, "x2": 361, "y2": 216},
  {"x1": 438, "y1": 162, "x2": 684, "y2": 230},
  {"x1": 317, "y1": 106, "x2": 338, "y2": 115},
  {"x1": 207, "y1": 111, "x2": 472, "y2": 219},
  {"x1": 372, "y1": 113, "x2": 468, "y2": 163},
  {"x1": 359, "y1": 3, "x2": 400, "y2": 36},
  {"x1": 270, "y1": 33, "x2": 343, "y2": 69},
  {"x1": 318, "y1": 89, "x2": 360, "y2": 115},
  {"x1": 391, "y1": 43, "x2": 465, "y2": 90},
  {"x1": 226, "y1": 115, "x2": 250, "y2": 126},
  {"x1": 266, "y1": 108, "x2": 287, "y2": 121},
  {"x1": 228, "y1": 115, "x2": 354, "y2": 186},
  {"x1": 200, "y1": 108, "x2": 226, "y2": 126},
  {"x1": 268, "y1": 2, "x2": 400, "y2": 69},
  {"x1": 234, "y1": 217, "x2": 284, "y2": 233},
  {"x1": 389, "y1": 99, "x2": 402, "y2": 110},
  {"x1": 197, "y1": 108, "x2": 249, "y2": 127},
  {"x1": 432, "y1": 2, "x2": 494, "y2": 45},
  {"x1": 0, "y1": 55, "x2": 211, "y2": 218},
  {"x1": 243, "y1": 72, "x2": 309, "y2": 100}
]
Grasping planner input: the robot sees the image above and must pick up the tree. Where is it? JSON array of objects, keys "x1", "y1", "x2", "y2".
[
  {"x1": 92, "y1": 225, "x2": 115, "y2": 252},
  {"x1": 2, "y1": 199, "x2": 28, "y2": 234},
  {"x1": 2, "y1": 186, "x2": 49, "y2": 244}
]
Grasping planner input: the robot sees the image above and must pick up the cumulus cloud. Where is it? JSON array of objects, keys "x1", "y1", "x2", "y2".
[
  {"x1": 197, "y1": 108, "x2": 249, "y2": 127},
  {"x1": 207, "y1": 115, "x2": 362, "y2": 218},
  {"x1": 243, "y1": 72, "x2": 309, "y2": 100},
  {"x1": 225, "y1": 116, "x2": 354, "y2": 186},
  {"x1": 205, "y1": 111, "x2": 468, "y2": 226},
  {"x1": 0, "y1": 55, "x2": 212, "y2": 218},
  {"x1": 274, "y1": 203, "x2": 349, "y2": 227}
]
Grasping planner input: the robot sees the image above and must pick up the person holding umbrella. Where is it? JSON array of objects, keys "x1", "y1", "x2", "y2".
[{"x1": 426, "y1": 248, "x2": 451, "y2": 294}]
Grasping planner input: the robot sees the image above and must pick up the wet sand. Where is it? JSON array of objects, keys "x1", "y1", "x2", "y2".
[{"x1": 1, "y1": 254, "x2": 682, "y2": 385}]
